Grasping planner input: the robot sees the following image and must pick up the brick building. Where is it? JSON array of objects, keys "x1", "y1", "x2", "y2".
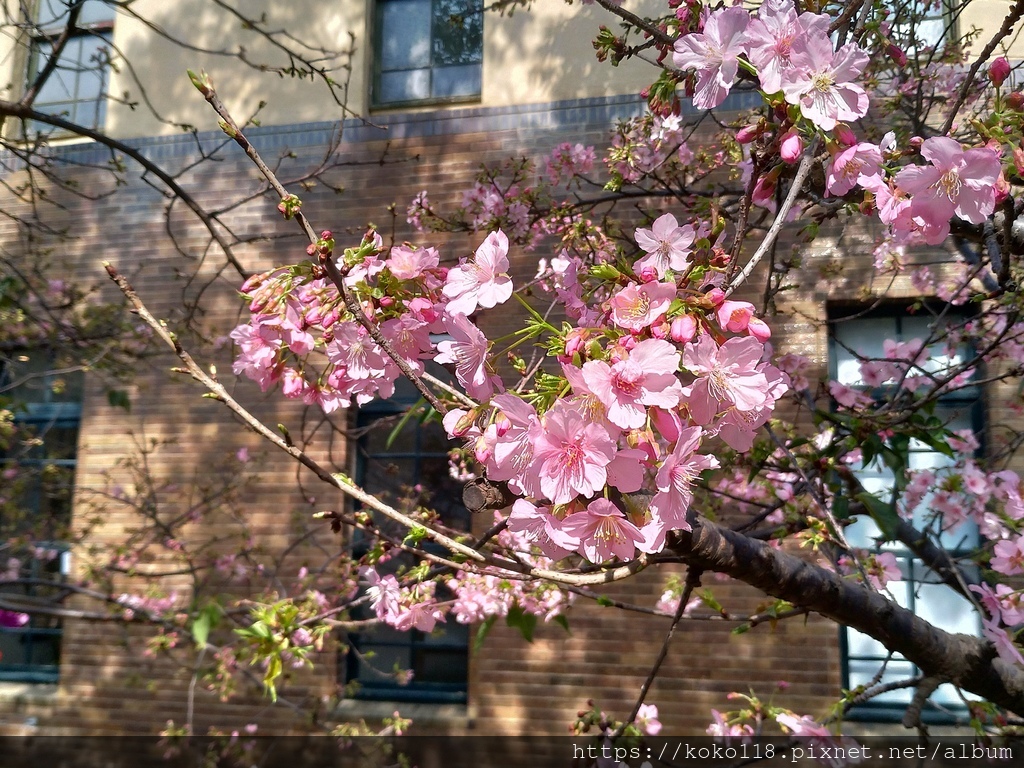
[{"x1": 0, "y1": 0, "x2": 1017, "y2": 737}]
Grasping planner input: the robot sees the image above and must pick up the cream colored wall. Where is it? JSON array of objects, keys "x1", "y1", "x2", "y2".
[
  {"x1": 105, "y1": 0, "x2": 370, "y2": 138},
  {"x1": 480, "y1": 0, "x2": 660, "y2": 110},
  {"x1": 102, "y1": 0, "x2": 662, "y2": 139},
  {"x1": 960, "y1": 0, "x2": 1024, "y2": 59}
]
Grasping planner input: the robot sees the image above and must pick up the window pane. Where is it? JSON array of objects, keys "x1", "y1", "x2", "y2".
[
  {"x1": 38, "y1": 0, "x2": 115, "y2": 28},
  {"x1": 432, "y1": 64, "x2": 481, "y2": 99},
  {"x1": 376, "y1": 0, "x2": 482, "y2": 105},
  {"x1": 380, "y1": 0, "x2": 431, "y2": 70},
  {"x1": 432, "y1": 0, "x2": 483, "y2": 66},
  {"x1": 380, "y1": 70, "x2": 431, "y2": 104}
]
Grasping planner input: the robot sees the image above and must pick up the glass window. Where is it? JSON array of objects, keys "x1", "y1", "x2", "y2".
[
  {"x1": 886, "y1": 0, "x2": 950, "y2": 51},
  {"x1": 27, "y1": 0, "x2": 115, "y2": 133},
  {"x1": 830, "y1": 308, "x2": 981, "y2": 719},
  {"x1": 0, "y1": 350, "x2": 81, "y2": 683},
  {"x1": 342, "y1": 373, "x2": 470, "y2": 703},
  {"x1": 374, "y1": 0, "x2": 483, "y2": 107}
]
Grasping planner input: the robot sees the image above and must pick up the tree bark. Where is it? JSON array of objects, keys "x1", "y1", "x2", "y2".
[{"x1": 669, "y1": 518, "x2": 1024, "y2": 716}]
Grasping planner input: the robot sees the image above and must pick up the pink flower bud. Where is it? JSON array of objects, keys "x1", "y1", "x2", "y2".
[
  {"x1": 1008, "y1": 91, "x2": 1024, "y2": 110},
  {"x1": 779, "y1": 128, "x2": 803, "y2": 164},
  {"x1": 1014, "y1": 146, "x2": 1024, "y2": 176},
  {"x1": 833, "y1": 124, "x2": 857, "y2": 147},
  {"x1": 886, "y1": 44, "x2": 907, "y2": 67},
  {"x1": 650, "y1": 321, "x2": 669, "y2": 340},
  {"x1": 669, "y1": 315, "x2": 697, "y2": 343},
  {"x1": 748, "y1": 317, "x2": 772, "y2": 342},
  {"x1": 706, "y1": 287, "x2": 726, "y2": 307},
  {"x1": 990, "y1": 57, "x2": 1011, "y2": 88},
  {"x1": 996, "y1": 171, "x2": 1010, "y2": 205},
  {"x1": 735, "y1": 124, "x2": 763, "y2": 144}
]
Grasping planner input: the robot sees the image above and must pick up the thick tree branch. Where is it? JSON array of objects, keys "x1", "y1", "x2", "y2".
[{"x1": 669, "y1": 519, "x2": 1024, "y2": 716}]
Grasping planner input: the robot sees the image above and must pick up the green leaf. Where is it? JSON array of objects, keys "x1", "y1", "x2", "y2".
[
  {"x1": 856, "y1": 492, "x2": 901, "y2": 542},
  {"x1": 596, "y1": 596, "x2": 614, "y2": 607},
  {"x1": 473, "y1": 615, "x2": 496, "y2": 653},
  {"x1": 192, "y1": 611, "x2": 211, "y2": 648},
  {"x1": 505, "y1": 603, "x2": 537, "y2": 643},
  {"x1": 107, "y1": 389, "x2": 131, "y2": 412},
  {"x1": 552, "y1": 614, "x2": 571, "y2": 634}
]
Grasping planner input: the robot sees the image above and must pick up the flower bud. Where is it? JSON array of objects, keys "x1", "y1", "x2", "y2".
[
  {"x1": 833, "y1": 124, "x2": 857, "y2": 148},
  {"x1": 990, "y1": 56, "x2": 1011, "y2": 88},
  {"x1": 735, "y1": 124, "x2": 763, "y2": 144},
  {"x1": 886, "y1": 44, "x2": 907, "y2": 67},
  {"x1": 669, "y1": 315, "x2": 697, "y2": 344},
  {"x1": 779, "y1": 128, "x2": 803, "y2": 164},
  {"x1": 1007, "y1": 91, "x2": 1024, "y2": 110}
]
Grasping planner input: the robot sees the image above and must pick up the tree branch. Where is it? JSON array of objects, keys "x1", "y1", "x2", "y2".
[{"x1": 669, "y1": 518, "x2": 1024, "y2": 716}]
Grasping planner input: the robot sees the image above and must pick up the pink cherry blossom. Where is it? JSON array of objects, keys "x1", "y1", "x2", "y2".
[
  {"x1": 825, "y1": 142, "x2": 883, "y2": 197},
  {"x1": 673, "y1": 6, "x2": 750, "y2": 110},
  {"x1": 532, "y1": 400, "x2": 616, "y2": 504},
  {"x1": 435, "y1": 313, "x2": 501, "y2": 401},
  {"x1": 386, "y1": 244, "x2": 439, "y2": 281},
  {"x1": 650, "y1": 426, "x2": 719, "y2": 530},
  {"x1": 634, "y1": 213, "x2": 695, "y2": 278},
  {"x1": 486, "y1": 394, "x2": 542, "y2": 497},
  {"x1": 681, "y1": 335, "x2": 771, "y2": 425},
  {"x1": 742, "y1": 0, "x2": 830, "y2": 94},
  {"x1": 581, "y1": 338, "x2": 684, "y2": 430},
  {"x1": 560, "y1": 498, "x2": 645, "y2": 562},
  {"x1": 992, "y1": 537, "x2": 1024, "y2": 576},
  {"x1": 506, "y1": 499, "x2": 577, "y2": 560},
  {"x1": 608, "y1": 281, "x2": 676, "y2": 332},
  {"x1": 362, "y1": 567, "x2": 401, "y2": 625},
  {"x1": 780, "y1": 35, "x2": 869, "y2": 130},
  {"x1": 442, "y1": 230, "x2": 514, "y2": 315},
  {"x1": 982, "y1": 617, "x2": 1024, "y2": 666},
  {"x1": 895, "y1": 137, "x2": 1001, "y2": 228}
]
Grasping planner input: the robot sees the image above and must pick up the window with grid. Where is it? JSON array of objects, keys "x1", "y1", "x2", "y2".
[
  {"x1": 830, "y1": 307, "x2": 982, "y2": 720},
  {"x1": 886, "y1": 0, "x2": 951, "y2": 51},
  {"x1": 0, "y1": 350, "x2": 80, "y2": 682},
  {"x1": 28, "y1": 0, "x2": 115, "y2": 133},
  {"x1": 342, "y1": 375, "x2": 470, "y2": 703},
  {"x1": 372, "y1": 0, "x2": 483, "y2": 107}
]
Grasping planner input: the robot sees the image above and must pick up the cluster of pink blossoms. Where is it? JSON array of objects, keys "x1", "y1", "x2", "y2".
[
  {"x1": 673, "y1": 0, "x2": 868, "y2": 130},
  {"x1": 230, "y1": 229, "x2": 515, "y2": 411}
]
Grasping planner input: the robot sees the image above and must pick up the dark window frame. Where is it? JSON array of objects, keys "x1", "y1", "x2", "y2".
[
  {"x1": 371, "y1": 0, "x2": 484, "y2": 109},
  {"x1": 828, "y1": 303, "x2": 982, "y2": 723},
  {"x1": 0, "y1": 350, "x2": 81, "y2": 683},
  {"x1": 26, "y1": 0, "x2": 115, "y2": 133},
  {"x1": 341, "y1": 385, "x2": 470, "y2": 704}
]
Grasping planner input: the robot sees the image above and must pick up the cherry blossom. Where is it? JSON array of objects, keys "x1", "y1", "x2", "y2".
[
  {"x1": 633, "y1": 213, "x2": 695, "y2": 278},
  {"x1": 533, "y1": 400, "x2": 616, "y2": 504},
  {"x1": 672, "y1": 6, "x2": 750, "y2": 110},
  {"x1": 780, "y1": 35, "x2": 869, "y2": 130},
  {"x1": 561, "y1": 498, "x2": 645, "y2": 562},
  {"x1": 581, "y1": 338, "x2": 684, "y2": 430},
  {"x1": 442, "y1": 229, "x2": 514, "y2": 315}
]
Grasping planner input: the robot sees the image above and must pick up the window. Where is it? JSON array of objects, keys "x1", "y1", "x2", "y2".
[
  {"x1": 830, "y1": 307, "x2": 981, "y2": 720},
  {"x1": 0, "y1": 350, "x2": 80, "y2": 682},
  {"x1": 342, "y1": 375, "x2": 470, "y2": 703},
  {"x1": 373, "y1": 0, "x2": 483, "y2": 107},
  {"x1": 886, "y1": 0, "x2": 951, "y2": 51},
  {"x1": 28, "y1": 0, "x2": 115, "y2": 132}
]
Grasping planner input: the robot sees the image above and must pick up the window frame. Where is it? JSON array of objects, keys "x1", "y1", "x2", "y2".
[
  {"x1": 370, "y1": 0, "x2": 484, "y2": 109},
  {"x1": 0, "y1": 350, "x2": 81, "y2": 684},
  {"x1": 341, "y1": 386, "x2": 470, "y2": 704},
  {"x1": 828, "y1": 303, "x2": 983, "y2": 723},
  {"x1": 26, "y1": 0, "x2": 116, "y2": 134}
]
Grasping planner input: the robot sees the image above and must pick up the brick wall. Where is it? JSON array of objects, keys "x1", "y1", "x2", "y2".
[{"x1": 1, "y1": 94, "x2": 986, "y2": 736}]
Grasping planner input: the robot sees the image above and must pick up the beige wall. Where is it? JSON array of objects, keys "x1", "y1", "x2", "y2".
[{"x1": 100, "y1": 0, "x2": 662, "y2": 139}]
